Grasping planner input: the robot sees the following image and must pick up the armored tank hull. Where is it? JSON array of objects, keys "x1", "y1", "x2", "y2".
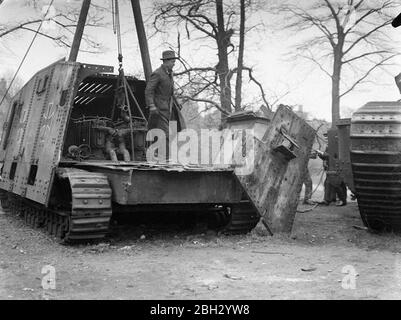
[
  {"x1": 350, "y1": 101, "x2": 401, "y2": 231},
  {"x1": 0, "y1": 60, "x2": 315, "y2": 242}
]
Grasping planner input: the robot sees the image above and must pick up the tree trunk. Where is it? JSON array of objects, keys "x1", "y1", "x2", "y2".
[
  {"x1": 235, "y1": 0, "x2": 245, "y2": 111},
  {"x1": 331, "y1": 58, "x2": 341, "y2": 126},
  {"x1": 215, "y1": 0, "x2": 232, "y2": 122},
  {"x1": 331, "y1": 34, "x2": 344, "y2": 127}
]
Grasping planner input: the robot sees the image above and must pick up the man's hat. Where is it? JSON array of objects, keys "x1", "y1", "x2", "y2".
[
  {"x1": 395, "y1": 73, "x2": 401, "y2": 94},
  {"x1": 161, "y1": 50, "x2": 178, "y2": 60},
  {"x1": 392, "y1": 12, "x2": 401, "y2": 28}
]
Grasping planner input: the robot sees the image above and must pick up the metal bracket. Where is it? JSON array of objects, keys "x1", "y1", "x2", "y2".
[
  {"x1": 273, "y1": 127, "x2": 299, "y2": 161},
  {"x1": 122, "y1": 170, "x2": 133, "y2": 193},
  {"x1": 279, "y1": 127, "x2": 300, "y2": 149},
  {"x1": 80, "y1": 63, "x2": 114, "y2": 74},
  {"x1": 36, "y1": 75, "x2": 49, "y2": 96}
]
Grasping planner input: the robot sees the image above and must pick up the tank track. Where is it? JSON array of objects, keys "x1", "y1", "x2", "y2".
[
  {"x1": 224, "y1": 200, "x2": 260, "y2": 234},
  {"x1": 195, "y1": 200, "x2": 260, "y2": 234},
  {"x1": 350, "y1": 101, "x2": 401, "y2": 232},
  {"x1": 0, "y1": 169, "x2": 112, "y2": 241},
  {"x1": 0, "y1": 191, "x2": 10, "y2": 213}
]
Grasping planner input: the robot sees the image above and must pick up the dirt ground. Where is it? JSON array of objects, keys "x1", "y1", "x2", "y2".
[{"x1": 1, "y1": 191, "x2": 401, "y2": 300}]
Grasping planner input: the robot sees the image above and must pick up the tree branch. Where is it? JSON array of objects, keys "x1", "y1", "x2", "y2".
[
  {"x1": 343, "y1": 20, "x2": 392, "y2": 55},
  {"x1": 174, "y1": 67, "x2": 216, "y2": 76},
  {"x1": 0, "y1": 19, "x2": 42, "y2": 38},
  {"x1": 282, "y1": 5, "x2": 336, "y2": 48},
  {"x1": 340, "y1": 54, "x2": 398, "y2": 97},
  {"x1": 177, "y1": 12, "x2": 216, "y2": 38},
  {"x1": 342, "y1": 50, "x2": 391, "y2": 64},
  {"x1": 300, "y1": 52, "x2": 332, "y2": 78},
  {"x1": 20, "y1": 26, "x2": 70, "y2": 47},
  {"x1": 180, "y1": 95, "x2": 230, "y2": 115}
]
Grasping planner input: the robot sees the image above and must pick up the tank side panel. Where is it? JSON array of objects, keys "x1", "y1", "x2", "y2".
[
  {"x1": 87, "y1": 168, "x2": 242, "y2": 205},
  {"x1": 14, "y1": 66, "x2": 58, "y2": 197},
  {"x1": 0, "y1": 74, "x2": 39, "y2": 194},
  {"x1": 234, "y1": 106, "x2": 315, "y2": 233},
  {"x1": 25, "y1": 63, "x2": 80, "y2": 205}
]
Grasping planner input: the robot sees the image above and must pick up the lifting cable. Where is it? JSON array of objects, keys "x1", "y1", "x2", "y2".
[
  {"x1": 311, "y1": 167, "x2": 325, "y2": 197},
  {"x1": 111, "y1": 0, "x2": 146, "y2": 122},
  {"x1": 112, "y1": 0, "x2": 133, "y2": 161},
  {"x1": 0, "y1": 0, "x2": 55, "y2": 108},
  {"x1": 111, "y1": 0, "x2": 147, "y2": 161}
]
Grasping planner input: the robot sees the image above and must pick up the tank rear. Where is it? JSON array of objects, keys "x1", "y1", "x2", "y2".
[{"x1": 350, "y1": 101, "x2": 401, "y2": 231}]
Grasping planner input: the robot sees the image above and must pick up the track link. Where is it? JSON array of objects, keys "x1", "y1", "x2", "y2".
[
  {"x1": 351, "y1": 101, "x2": 401, "y2": 232},
  {"x1": 61, "y1": 168, "x2": 112, "y2": 240},
  {"x1": 0, "y1": 169, "x2": 112, "y2": 242}
]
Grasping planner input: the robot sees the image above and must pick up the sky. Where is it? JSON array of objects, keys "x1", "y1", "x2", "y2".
[{"x1": 0, "y1": 0, "x2": 401, "y2": 121}]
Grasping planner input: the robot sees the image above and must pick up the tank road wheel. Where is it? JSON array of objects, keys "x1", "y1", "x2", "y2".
[
  {"x1": 7, "y1": 197, "x2": 14, "y2": 214},
  {"x1": 207, "y1": 205, "x2": 231, "y2": 230},
  {"x1": 32, "y1": 211, "x2": 37, "y2": 228},
  {"x1": 0, "y1": 191, "x2": 9, "y2": 212},
  {"x1": 46, "y1": 212, "x2": 53, "y2": 235},
  {"x1": 27, "y1": 207, "x2": 33, "y2": 226},
  {"x1": 223, "y1": 200, "x2": 260, "y2": 234},
  {"x1": 25, "y1": 208, "x2": 30, "y2": 225},
  {"x1": 0, "y1": 196, "x2": 11, "y2": 212},
  {"x1": 37, "y1": 210, "x2": 46, "y2": 228},
  {"x1": 54, "y1": 215, "x2": 61, "y2": 238},
  {"x1": 57, "y1": 215, "x2": 68, "y2": 239},
  {"x1": 24, "y1": 207, "x2": 29, "y2": 224}
]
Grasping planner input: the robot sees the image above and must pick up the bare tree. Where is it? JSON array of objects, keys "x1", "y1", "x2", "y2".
[
  {"x1": 0, "y1": 0, "x2": 109, "y2": 53},
  {"x1": 152, "y1": 0, "x2": 270, "y2": 122},
  {"x1": 235, "y1": 0, "x2": 245, "y2": 110},
  {"x1": 277, "y1": 0, "x2": 398, "y2": 125}
]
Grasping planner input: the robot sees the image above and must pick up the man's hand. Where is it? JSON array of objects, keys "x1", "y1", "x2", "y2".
[
  {"x1": 315, "y1": 149, "x2": 324, "y2": 156},
  {"x1": 148, "y1": 105, "x2": 160, "y2": 129},
  {"x1": 309, "y1": 150, "x2": 317, "y2": 159},
  {"x1": 173, "y1": 97, "x2": 183, "y2": 110},
  {"x1": 149, "y1": 105, "x2": 159, "y2": 116}
]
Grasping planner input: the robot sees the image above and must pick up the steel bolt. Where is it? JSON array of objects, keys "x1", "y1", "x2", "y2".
[{"x1": 83, "y1": 199, "x2": 88, "y2": 204}]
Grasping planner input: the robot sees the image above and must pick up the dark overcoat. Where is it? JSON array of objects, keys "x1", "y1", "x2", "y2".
[{"x1": 145, "y1": 65, "x2": 186, "y2": 131}]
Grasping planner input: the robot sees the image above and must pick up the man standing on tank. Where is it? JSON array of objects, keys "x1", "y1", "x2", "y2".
[{"x1": 145, "y1": 50, "x2": 179, "y2": 160}]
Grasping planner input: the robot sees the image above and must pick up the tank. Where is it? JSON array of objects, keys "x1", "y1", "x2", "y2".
[
  {"x1": 0, "y1": 60, "x2": 315, "y2": 241},
  {"x1": 347, "y1": 101, "x2": 401, "y2": 231},
  {"x1": 0, "y1": 0, "x2": 316, "y2": 241}
]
